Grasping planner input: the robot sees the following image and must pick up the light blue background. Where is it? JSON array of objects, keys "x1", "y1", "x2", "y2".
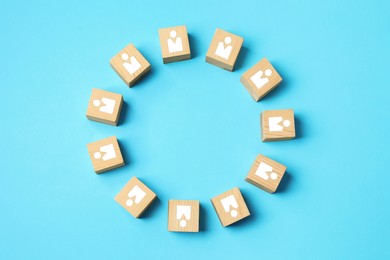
[{"x1": 1, "y1": 0, "x2": 389, "y2": 259}]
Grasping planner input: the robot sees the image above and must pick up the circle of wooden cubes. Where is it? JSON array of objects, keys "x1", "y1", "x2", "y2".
[{"x1": 84, "y1": 25, "x2": 298, "y2": 231}]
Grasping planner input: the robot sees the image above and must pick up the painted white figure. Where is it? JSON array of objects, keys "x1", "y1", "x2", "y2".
[
  {"x1": 167, "y1": 30, "x2": 183, "y2": 53},
  {"x1": 176, "y1": 205, "x2": 191, "y2": 228},
  {"x1": 121, "y1": 53, "x2": 141, "y2": 75},
  {"x1": 126, "y1": 185, "x2": 146, "y2": 207},
  {"x1": 269, "y1": 117, "x2": 291, "y2": 132},
  {"x1": 221, "y1": 195, "x2": 238, "y2": 218},
  {"x1": 93, "y1": 97, "x2": 116, "y2": 114},
  {"x1": 250, "y1": 69, "x2": 272, "y2": 89},
  {"x1": 215, "y1": 36, "x2": 233, "y2": 60},
  {"x1": 93, "y1": 144, "x2": 116, "y2": 161},
  {"x1": 255, "y1": 162, "x2": 278, "y2": 181}
]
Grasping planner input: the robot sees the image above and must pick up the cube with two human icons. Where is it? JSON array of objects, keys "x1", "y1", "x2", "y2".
[
  {"x1": 86, "y1": 136, "x2": 125, "y2": 173},
  {"x1": 115, "y1": 177, "x2": 157, "y2": 218},
  {"x1": 211, "y1": 187, "x2": 250, "y2": 227},
  {"x1": 246, "y1": 154, "x2": 287, "y2": 193}
]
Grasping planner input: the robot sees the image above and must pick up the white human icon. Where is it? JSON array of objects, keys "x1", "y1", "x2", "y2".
[
  {"x1": 215, "y1": 36, "x2": 233, "y2": 60},
  {"x1": 221, "y1": 195, "x2": 239, "y2": 218},
  {"x1": 93, "y1": 144, "x2": 116, "y2": 161},
  {"x1": 255, "y1": 162, "x2": 278, "y2": 181},
  {"x1": 93, "y1": 97, "x2": 116, "y2": 114},
  {"x1": 269, "y1": 117, "x2": 291, "y2": 132},
  {"x1": 121, "y1": 53, "x2": 141, "y2": 75},
  {"x1": 176, "y1": 205, "x2": 191, "y2": 228},
  {"x1": 250, "y1": 69, "x2": 272, "y2": 89},
  {"x1": 126, "y1": 185, "x2": 146, "y2": 207},
  {"x1": 167, "y1": 30, "x2": 183, "y2": 53}
]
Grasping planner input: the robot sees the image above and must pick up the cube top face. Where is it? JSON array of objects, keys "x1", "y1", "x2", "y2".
[
  {"x1": 246, "y1": 155, "x2": 287, "y2": 193},
  {"x1": 158, "y1": 25, "x2": 191, "y2": 63},
  {"x1": 110, "y1": 43, "x2": 151, "y2": 87},
  {"x1": 206, "y1": 28, "x2": 244, "y2": 71},
  {"x1": 241, "y1": 58, "x2": 282, "y2": 101},
  {"x1": 86, "y1": 136, "x2": 124, "y2": 173},
  {"x1": 168, "y1": 200, "x2": 199, "y2": 232},
  {"x1": 114, "y1": 177, "x2": 157, "y2": 218},
  {"x1": 261, "y1": 109, "x2": 295, "y2": 142},
  {"x1": 211, "y1": 187, "x2": 250, "y2": 227},
  {"x1": 86, "y1": 88, "x2": 123, "y2": 126}
]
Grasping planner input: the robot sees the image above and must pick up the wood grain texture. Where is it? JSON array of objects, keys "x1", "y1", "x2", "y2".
[
  {"x1": 205, "y1": 28, "x2": 243, "y2": 71},
  {"x1": 261, "y1": 109, "x2": 295, "y2": 142},
  {"x1": 110, "y1": 43, "x2": 151, "y2": 87},
  {"x1": 211, "y1": 187, "x2": 250, "y2": 227},
  {"x1": 114, "y1": 177, "x2": 157, "y2": 218},
  {"x1": 86, "y1": 88, "x2": 123, "y2": 126},
  {"x1": 168, "y1": 200, "x2": 199, "y2": 232},
  {"x1": 245, "y1": 154, "x2": 286, "y2": 193},
  {"x1": 240, "y1": 58, "x2": 282, "y2": 101},
  {"x1": 86, "y1": 136, "x2": 124, "y2": 173},
  {"x1": 158, "y1": 25, "x2": 191, "y2": 63}
]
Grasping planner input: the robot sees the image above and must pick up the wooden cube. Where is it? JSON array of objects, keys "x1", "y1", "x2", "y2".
[
  {"x1": 114, "y1": 177, "x2": 157, "y2": 218},
  {"x1": 168, "y1": 200, "x2": 199, "y2": 232},
  {"x1": 211, "y1": 187, "x2": 250, "y2": 227},
  {"x1": 110, "y1": 43, "x2": 151, "y2": 87},
  {"x1": 246, "y1": 155, "x2": 287, "y2": 193},
  {"x1": 86, "y1": 88, "x2": 123, "y2": 126},
  {"x1": 158, "y1": 25, "x2": 191, "y2": 63},
  {"x1": 261, "y1": 109, "x2": 295, "y2": 142},
  {"x1": 206, "y1": 28, "x2": 244, "y2": 71},
  {"x1": 240, "y1": 58, "x2": 282, "y2": 101},
  {"x1": 86, "y1": 136, "x2": 124, "y2": 173}
]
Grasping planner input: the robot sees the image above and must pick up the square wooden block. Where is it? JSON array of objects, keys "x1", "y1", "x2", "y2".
[
  {"x1": 168, "y1": 200, "x2": 199, "y2": 232},
  {"x1": 158, "y1": 25, "x2": 191, "y2": 63},
  {"x1": 110, "y1": 43, "x2": 151, "y2": 87},
  {"x1": 240, "y1": 58, "x2": 282, "y2": 101},
  {"x1": 246, "y1": 154, "x2": 287, "y2": 193},
  {"x1": 114, "y1": 177, "x2": 157, "y2": 218},
  {"x1": 86, "y1": 136, "x2": 124, "y2": 173},
  {"x1": 86, "y1": 88, "x2": 123, "y2": 126},
  {"x1": 211, "y1": 187, "x2": 250, "y2": 227},
  {"x1": 261, "y1": 109, "x2": 295, "y2": 142},
  {"x1": 206, "y1": 28, "x2": 244, "y2": 71}
]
